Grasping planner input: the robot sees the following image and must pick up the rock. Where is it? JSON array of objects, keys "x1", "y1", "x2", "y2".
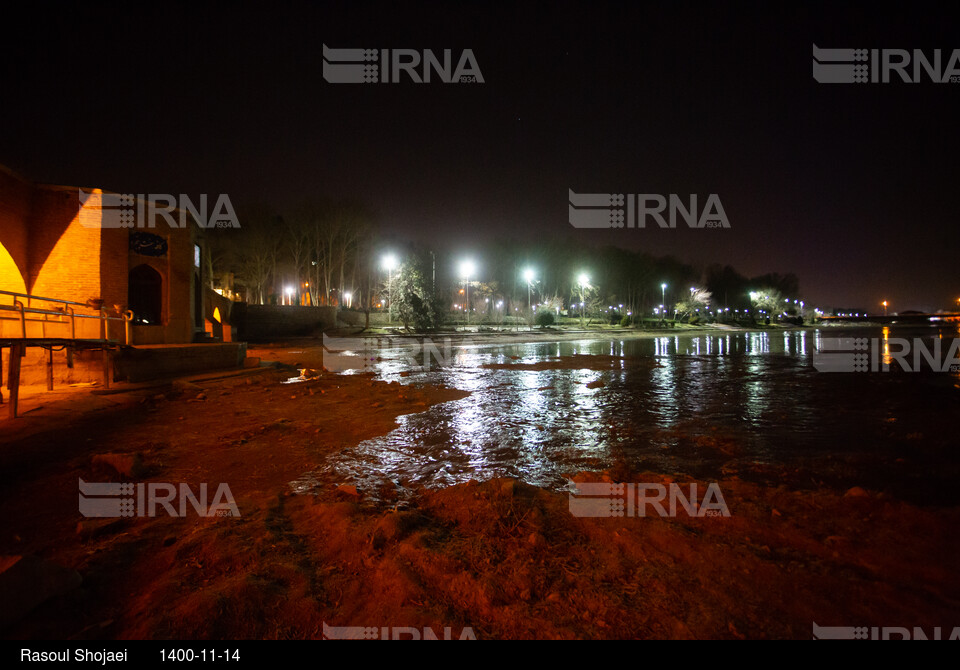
[
  {"x1": 372, "y1": 512, "x2": 423, "y2": 548},
  {"x1": 586, "y1": 379, "x2": 605, "y2": 389},
  {"x1": 91, "y1": 452, "x2": 145, "y2": 478},
  {"x1": 336, "y1": 484, "x2": 360, "y2": 497},
  {"x1": 0, "y1": 555, "x2": 82, "y2": 629},
  {"x1": 243, "y1": 357, "x2": 261, "y2": 368},
  {"x1": 844, "y1": 486, "x2": 870, "y2": 498},
  {"x1": 76, "y1": 518, "x2": 126, "y2": 542},
  {"x1": 173, "y1": 380, "x2": 202, "y2": 395}
]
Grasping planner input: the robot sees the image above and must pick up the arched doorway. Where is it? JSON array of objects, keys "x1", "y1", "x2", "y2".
[{"x1": 128, "y1": 264, "x2": 162, "y2": 325}]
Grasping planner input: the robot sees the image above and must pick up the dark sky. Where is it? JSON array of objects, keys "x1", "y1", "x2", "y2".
[{"x1": 2, "y1": 1, "x2": 958, "y2": 312}]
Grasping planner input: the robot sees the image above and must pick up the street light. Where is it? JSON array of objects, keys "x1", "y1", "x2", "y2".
[
  {"x1": 382, "y1": 254, "x2": 398, "y2": 323},
  {"x1": 577, "y1": 273, "x2": 590, "y2": 328},
  {"x1": 882, "y1": 300, "x2": 888, "y2": 316},
  {"x1": 523, "y1": 268, "x2": 535, "y2": 330},
  {"x1": 660, "y1": 283, "x2": 667, "y2": 324},
  {"x1": 459, "y1": 259, "x2": 475, "y2": 328}
]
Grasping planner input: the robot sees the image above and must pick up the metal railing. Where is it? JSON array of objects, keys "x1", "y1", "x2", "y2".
[{"x1": 0, "y1": 289, "x2": 134, "y2": 344}]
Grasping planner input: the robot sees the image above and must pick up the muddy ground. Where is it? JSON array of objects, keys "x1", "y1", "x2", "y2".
[{"x1": 0, "y1": 344, "x2": 958, "y2": 639}]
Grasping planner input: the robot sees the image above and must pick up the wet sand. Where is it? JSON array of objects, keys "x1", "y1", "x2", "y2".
[{"x1": 0, "y1": 346, "x2": 958, "y2": 639}]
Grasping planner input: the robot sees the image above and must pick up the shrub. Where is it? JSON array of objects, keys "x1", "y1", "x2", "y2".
[{"x1": 536, "y1": 311, "x2": 555, "y2": 327}]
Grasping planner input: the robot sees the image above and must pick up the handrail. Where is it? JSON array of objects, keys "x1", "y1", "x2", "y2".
[
  {"x1": 0, "y1": 289, "x2": 91, "y2": 308},
  {"x1": 0, "y1": 290, "x2": 136, "y2": 344},
  {"x1": 0, "y1": 304, "x2": 125, "y2": 321}
]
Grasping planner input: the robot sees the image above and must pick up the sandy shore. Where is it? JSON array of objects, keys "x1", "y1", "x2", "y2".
[{"x1": 1, "y1": 347, "x2": 957, "y2": 639}]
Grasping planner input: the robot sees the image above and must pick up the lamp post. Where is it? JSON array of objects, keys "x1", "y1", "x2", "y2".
[
  {"x1": 459, "y1": 259, "x2": 475, "y2": 330},
  {"x1": 660, "y1": 283, "x2": 667, "y2": 325},
  {"x1": 382, "y1": 254, "x2": 397, "y2": 323},
  {"x1": 523, "y1": 268, "x2": 535, "y2": 330},
  {"x1": 882, "y1": 300, "x2": 888, "y2": 317},
  {"x1": 577, "y1": 273, "x2": 589, "y2": 328}
]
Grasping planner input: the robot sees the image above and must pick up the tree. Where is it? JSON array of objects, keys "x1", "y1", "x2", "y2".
[
  {"x1": 749, "y1": 289, "x2": 786, "y2": 319},
  {"x1": 283, "y1": 215, "x2": 311, "y2": 304},
  {"x1": 393, "y1": 253, "x2": 445, "y2": 332},
  {"x1": 674, "y1": 288, "x2": 712, "y2": 322},
  {"x1": 233, "y1": 211, "x2": 282, "y2": 304}
]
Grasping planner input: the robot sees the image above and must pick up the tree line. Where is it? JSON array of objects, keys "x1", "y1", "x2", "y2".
[{"x1": 206, "y1": 204, "x2": 802, "y2": 330}]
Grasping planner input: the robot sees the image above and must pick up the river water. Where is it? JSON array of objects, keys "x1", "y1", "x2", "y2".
[{"x1": 292, "y1": 326, "x2": 960, "y2": 505}]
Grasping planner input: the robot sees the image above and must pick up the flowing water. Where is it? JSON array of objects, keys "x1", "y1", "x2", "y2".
[{"x1": 291, "y1": 326, "x2": 960, "y2": 505}]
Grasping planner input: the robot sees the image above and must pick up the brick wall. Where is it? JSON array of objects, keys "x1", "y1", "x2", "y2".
[
  {"x1": 0, "y1": 166, "x2": 202, "y2": 345},
  {"x1": 29, "y1": 187, "x2": 103, "y2": 304},
  {"x1": 0, "y1": 166, "x2": 33, "y2": 293}
]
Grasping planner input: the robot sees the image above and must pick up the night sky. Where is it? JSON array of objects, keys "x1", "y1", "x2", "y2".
[{"x1": 2, "y1": 1, "x2": 958, "y2": 311}]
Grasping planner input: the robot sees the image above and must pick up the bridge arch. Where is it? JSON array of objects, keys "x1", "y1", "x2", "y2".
[{"x1": 0, "y1": 241, "x2": 27, "y2": 297}]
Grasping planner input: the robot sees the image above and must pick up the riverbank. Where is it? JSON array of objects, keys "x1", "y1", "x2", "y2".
[
  {"x1": 1, "y1": 354, "x2": 957, "y2": 639},
  {"x1": 272, "y1": 322, "x2": 814, "y2": 354}
]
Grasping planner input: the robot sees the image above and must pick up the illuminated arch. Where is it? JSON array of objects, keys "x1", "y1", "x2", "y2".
[{"x1": 0, "y1": 242, "x2": 27, "y2": 297}]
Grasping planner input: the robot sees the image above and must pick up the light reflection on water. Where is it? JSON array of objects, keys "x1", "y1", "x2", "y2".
[{"x1": 292, "y1": 327, "x2": 960, "y2": 504}]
